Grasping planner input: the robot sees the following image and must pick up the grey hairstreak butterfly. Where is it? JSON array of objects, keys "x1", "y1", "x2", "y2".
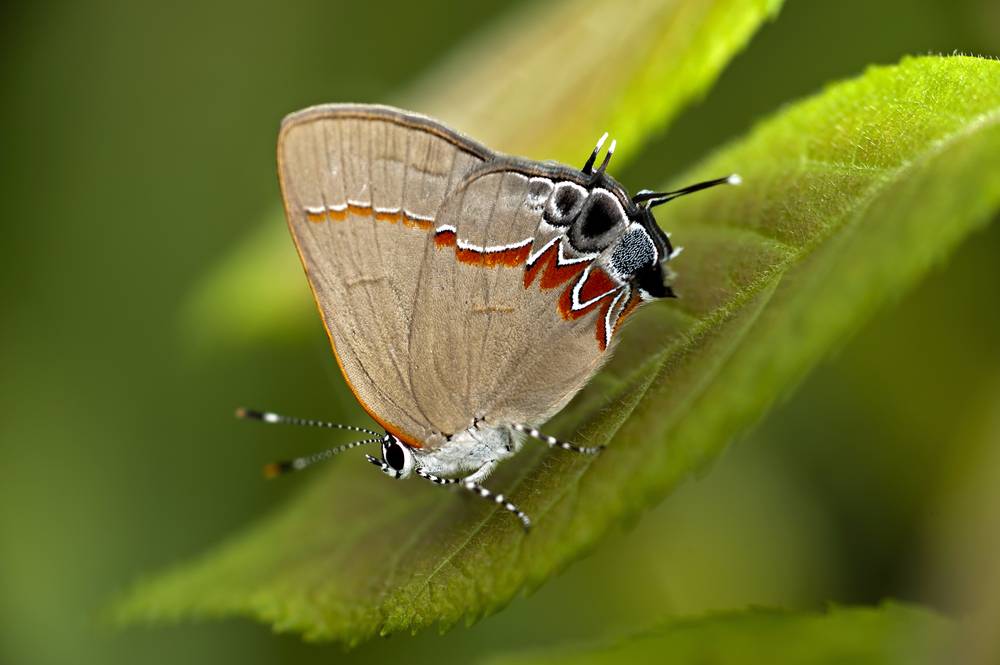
[{"x1": 238, "y1": 104, "x2": 738, "y2": 529}]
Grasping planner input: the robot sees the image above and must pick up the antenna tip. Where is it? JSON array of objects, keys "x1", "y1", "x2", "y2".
[
  {"x1": 236, "y1": 407, "x2": 266, "y2": 421},
  {"x1": 263, "y1": 461, "x2": 292, "y2": 479},
  {"x1": 727, "y1": 173, "x2": 742, "y2": 186}
]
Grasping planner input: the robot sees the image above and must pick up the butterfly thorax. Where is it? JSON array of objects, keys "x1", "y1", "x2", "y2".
[{"x1": 408, "y1": 424, "x2": 525, "y2": 481}]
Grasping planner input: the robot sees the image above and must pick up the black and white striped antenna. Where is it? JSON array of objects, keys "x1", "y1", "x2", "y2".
[{"x1": 236, "y1": 407, "x2": 382, "y2": 477}]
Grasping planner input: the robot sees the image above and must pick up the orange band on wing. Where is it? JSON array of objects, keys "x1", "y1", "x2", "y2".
[
  {"x1": 434, "y1": 228, "x2": 457, "y2": 248},
  {"x1": 374, "y1": 209, "x2": 434, "y2": 230},
  {"x1": 558, "y1": 283, "x2": 605, "y2": 320},
  {"x1": 307, "y1": 203, "x2": 433, "y2": 229},
  {"x1": 456, "y1": 244, "x2": 532, "y2": 267},
  {"x1": 523, "y1": 241, "x2": 588, "y2": 290},
  {"x1": 577, "y1": 267, "x2": 617, "y2": 304},
  {"x1": 433, "y1": 228, "x2": 532, "y2": 268}
]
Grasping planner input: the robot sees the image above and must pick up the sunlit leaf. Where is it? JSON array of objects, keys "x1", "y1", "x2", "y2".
[
  {"x1": 118, "y1": 55, "x2": 1000, "y2": 644},
  {"x1": 182, "y1": 0, "x2": 783, "y2": 348},
  {"x1": 484, "y1": 603, "x2": 954, "y2": 665}
]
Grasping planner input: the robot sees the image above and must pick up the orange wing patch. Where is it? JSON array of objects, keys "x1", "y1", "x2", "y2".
[
  {"x1": 433, "y1": 227, "x2": 534, "y2": 268},
  {"x1": 576, "y1": 267, "x2": 618, "y2": 304},
  {"x1": 524, "y1": 241, "x2": 589, "y2": 290}
]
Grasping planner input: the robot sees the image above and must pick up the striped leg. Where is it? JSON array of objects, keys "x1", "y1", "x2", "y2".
[
  {"x1": 511, "y1": 423, "x2": 604, "y2": 455},
  {"x1": 415, "y1": 468, "x2": 532, "y2": 531}
]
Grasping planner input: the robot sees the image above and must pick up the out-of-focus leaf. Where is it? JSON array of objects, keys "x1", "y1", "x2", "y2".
[
  {"x1": 922, "y1": 376, "x2": 1000, "y2": 665},
  {"x1": 183, "y1": 0, "x2": 782, "y2": 348},
  {"x1": 118, "y1": 56, "x2": 1000, "y2": 644},
  {"x1": 483, "y1": 603, "x2": 954, "y2": 665}
]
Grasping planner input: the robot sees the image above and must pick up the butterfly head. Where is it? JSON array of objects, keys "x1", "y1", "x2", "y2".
[{"x1": 377, "y1": 432, "x2": 415, "y2": 479}]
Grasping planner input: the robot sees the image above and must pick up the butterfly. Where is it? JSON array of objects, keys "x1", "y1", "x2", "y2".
[{"x1": 239, "y1": 104, "x2": 738, "y2": 529}]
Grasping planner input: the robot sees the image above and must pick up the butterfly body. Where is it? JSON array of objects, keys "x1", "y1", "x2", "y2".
[
  {"x1": 377, "y1": 425, "x2": 525, "y2": 483},
  {"x1": 252, "y1": 104, "x2": 737, "y2": 528}
]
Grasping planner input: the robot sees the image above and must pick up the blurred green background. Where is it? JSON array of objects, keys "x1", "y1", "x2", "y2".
[{"x1": 2, "y1": 1, "x2": 998, "y2": 663}]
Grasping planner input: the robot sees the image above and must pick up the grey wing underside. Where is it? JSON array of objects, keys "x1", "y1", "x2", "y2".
[
  {"x1": 408, "y1": 165, "x2": 612, "y2": 436},
  {"x1": 278, "y1": 104, "x2": 490, "y2": 445}
]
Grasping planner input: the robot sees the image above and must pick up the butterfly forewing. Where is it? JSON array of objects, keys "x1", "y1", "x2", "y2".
[{"x1": 277, "y1": 105, "x2": 491, "y2": 445}]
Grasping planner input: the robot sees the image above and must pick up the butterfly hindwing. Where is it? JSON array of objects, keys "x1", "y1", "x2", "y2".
[{"x1": 408, "y1": 162, "x2": 625, "y2": 435}]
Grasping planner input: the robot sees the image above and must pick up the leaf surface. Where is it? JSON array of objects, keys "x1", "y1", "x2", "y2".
[{"x1": 484, "y1": 604, "x2": 954, "y2": 665}]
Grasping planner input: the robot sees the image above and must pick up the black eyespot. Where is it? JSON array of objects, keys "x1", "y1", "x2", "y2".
[
  {"x1": 545, "y1": 182, "x2": 586, "y2": 226},
  {"x1": 609, "y1": 227, "x2": 657, "y2": 278},
  {"x1": 383, "y1": 440, "x2": 405, "y2": 471},
  {"x1": 569, "y1": 189, "x2": 627, "y2": 253},
  {"x1": 555, "y1": 188, "x2": 577, "y2": 216},
  {"x1": 580, "y1": 196, "x2": 617, "y2": 237}
]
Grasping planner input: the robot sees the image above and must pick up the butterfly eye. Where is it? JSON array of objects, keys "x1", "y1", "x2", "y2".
[{"x1": 381, "y1": 436, "x2": 415, "y2": 478}]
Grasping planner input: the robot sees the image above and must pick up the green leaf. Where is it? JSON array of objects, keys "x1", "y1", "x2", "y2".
[
  {"x1": 483, "y1": 603, "x2": 955, "y2": 665},
  {"x1": 182, "y1": 0, "x2": 782, "y2": 348},
  {"x1": 118, "y1": 55, "x2": 1000, "y2": 643}
]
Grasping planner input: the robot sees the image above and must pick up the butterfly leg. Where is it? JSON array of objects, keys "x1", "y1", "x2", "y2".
[
  {"x1": 461, "y1": 458, "x2": 499, "y2": 484},
  {"x1": 415, "y1": 467, "x2": 531, "y2": 531},
  {"x1": 511, "y1": 423, "x2": 604, "y2": 455}
]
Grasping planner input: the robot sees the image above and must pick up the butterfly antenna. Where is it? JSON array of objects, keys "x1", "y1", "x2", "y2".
[
  {"x1": 512, "y1": 423, "x2": 604, "y2": 455},
  {"x1": 236, "y1": 407, "x2": 380, "y2": 436},
  {"x1": 633, "y1": 173, "x2": 741, "y2": 208},
  {"x1": 413, "y1": 468, "x2": 532, "y2": 531},
  {"x1": 265, "y1": 436, "x2": 382, "y2": 478},
  {"x1": 581, "y1": 132, "x2": 609, "y2": 174}
]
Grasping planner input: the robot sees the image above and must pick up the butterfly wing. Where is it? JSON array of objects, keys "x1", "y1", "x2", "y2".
[
  {"x1": 277, "y1": 104, "x2": 491, "y2": 446},
  {"x1": 408, "y1": 162, "x2": 638, "y2": 435}
]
